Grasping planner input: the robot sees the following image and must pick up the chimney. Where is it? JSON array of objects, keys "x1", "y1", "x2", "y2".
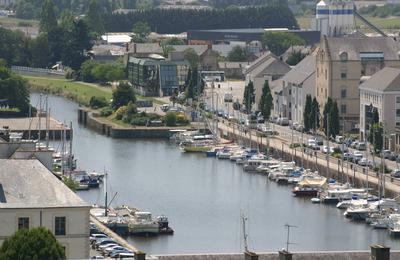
[
  {"x1": 278, "y1": 250, "x2": 293, "y2": 260},
  {"x1": 125, "y1": 43, "x2": 129, "y2": 52},
  {"x1": 244, "y1": 251, "x2": 258, "y2": 260},
  {"x1": 134, "y1": 43, "x2": 137, "y2": 54}
]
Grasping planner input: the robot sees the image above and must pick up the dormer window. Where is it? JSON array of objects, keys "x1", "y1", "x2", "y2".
[{"x1": 340, "y1": 51, "x2": 348, "y2": 62}]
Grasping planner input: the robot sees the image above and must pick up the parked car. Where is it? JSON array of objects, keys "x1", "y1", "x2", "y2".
[
  {"x1": 90, "y1": 234, "x2": 108, "y2": 244},
  {"x1": 104, "y1": 245, "x2": 128, "y2": 256},
  {"x1": 99, "y1": 243, "x2": 119, "y2": 252},
  {"x1": 336, "y1": 144, "x2": 349, "y2": 153},
  {"x1": 277, "y1": 117, "x2": 289, "y2": 126},
  {"x1": 94, "y1": 238, "x2": 116, "y2": 249},
  {"x1": 335, "y1": 135, "x2": 344, "y2": 144},
  {"x1": 308, "y1": 139, "x2": 319, "y2": 150},
  {"x1": 109, "y1": 251, "x2": 135, "y2": 258},
  {"x1": 322, "y1": 145, "x2": 334, "y2": 154},
  {"x1": 314, "y1": 136, "x2": 324, "y2": 146},
  {"x1": 343, "y1": 152, "x2": 352, "y2": 161},
  {"x1": 356, "y1": 142, "x2": 367, "y2": 151},
  {"x1": 352, "y1": 151, "x2": 363, "y2": 163},
  {"x1": 382, "y1": 150, "x2": 397, "y2": 161},
  {"x1": 350, "y1": 141, "x2": 359, "y2": 149},
  {"x1": 391, "y1": 169, "x2": 400, "y2": 178},
  {"x1": 358, "y1": 157, "x2": 372, "y2": 167}
]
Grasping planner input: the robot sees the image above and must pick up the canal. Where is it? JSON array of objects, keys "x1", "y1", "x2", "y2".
[{"x1": 31, "y1": 93, "x2": 400, "y2": 255}]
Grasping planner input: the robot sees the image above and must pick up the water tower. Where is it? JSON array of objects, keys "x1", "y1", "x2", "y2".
[
  {"x1": 328, "y1": 0, "x2": 355, "y2": 36},
  {"x1": 315, "y1": 0, "x2": 329, "y2": 36}
]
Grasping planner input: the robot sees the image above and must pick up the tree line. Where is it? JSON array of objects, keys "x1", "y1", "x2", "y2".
[
  {"x1": 103, "y1": 4, "x2": 298, "y2": 33},
  {"x1": 210, "y1": 0, "x2": 286, "y2": 8}
]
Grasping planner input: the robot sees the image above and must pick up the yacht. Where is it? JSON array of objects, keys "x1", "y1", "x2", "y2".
[
  {"x1": 292, "y1": 173, "x2": 326, "y2": 196},
  {"x1": 389, "y1": 221, "x2": 400, "y2": 237},
  {"x1": 128, "y1": 212, "x2": 160, "y2": 236},
  {"x1": 243, "y1": 158, "x2": 269, "y2": 172}
]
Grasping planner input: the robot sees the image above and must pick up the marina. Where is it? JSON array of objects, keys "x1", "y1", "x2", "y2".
[{"x1": 31, "y1": 93, "x2": 400, "y2": 255}]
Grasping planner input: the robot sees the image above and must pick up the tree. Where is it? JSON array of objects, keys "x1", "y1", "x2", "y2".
[
  {"x1": 0, "y1": 67, "x2": 30, "y2": 113},
  {"x1": 371, "y1": 122, "x2": 383, "y2": 153},
  {"x1": 112, "y1": 82, "x2": 136, "y2": 110},
  {"x1": 183, "y1": 48, "x2": 200, "y2": 68},
  {"x1": 59, "y1": 9, "x2": 75, "y2": 31},
  {"x1": 0, "y1": 227, "x2": 65, "y2": 260},
  {"x1": 372, "y1": 108, "x2": 379, "y2": 124},
  {"x1": 227, "y1": 45, "x2": 247, "y2": 62},
  {"x1": 160, "y1": 40, "x2": 175, "y2": 58},
  {"x1": 286, "y1": 50, "x2": 306, "y2": 66},
  {"x1": 86, "y1": 0, "x2": 105, "y2": 37},
  {"x1": 303, "y1": 94, "x2": 312, "y2": 132},
  {"x1": 259, "y1": 80, "x2": 273, "y2": 120},
  {"x1": 31, "y1": 33, "x2": 51, "y2": 68},
  {"x1": 132, "y1": 21, "x2": 150, "y2": 42},
  {"x1": 186, "y1": 67, "x2": 199, "y2": 100},
  {"x1": 322, "y1": 98, "x2": 333, "y2": 137},
  {"x1": 40, "y1": 0, "x2": 57, "y2": 33},
  {"x1": 243, "y1": 80, "x2": 255, "y2": 113},
  {"x1": 165, "y1": 112, "x2": 177, "y2": 126},
  {"x1": 163, "y1": 37, "x2": 185, "y2": 45},
  {"x1": 262, "y1": 32, "x2": 305, "y2": 56},
  {"x1": 322, "y1": 98, "x2": 339, "y2": 138},
  {"x1": 311, "y1": 97, "x2": 319, "y2": 130}
]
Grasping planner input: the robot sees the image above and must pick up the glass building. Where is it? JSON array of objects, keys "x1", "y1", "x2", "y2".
[{"x1": 127, "y1": 55, "x2": 189, "y2": 96}]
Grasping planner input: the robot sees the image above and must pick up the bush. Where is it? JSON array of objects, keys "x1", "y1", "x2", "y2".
[
  {"x1": 373, "y1": 164, "x2": 392, "y2": 174},
  {"x1": 100, "y1": 106, "x2": 113, "y2": 117},
  {"x1": 115, "y1": 106, "x2": 127, "y2": 120},
  {"x1": 130, "y1": 117, "x2": 148, "y2": 126},
  {"x1": 89, "y1": 96, "x2": 108, "y2": 108},
  {"x1": 165, "y1": 112, "x2": 177, "y2": 126},
  {"x1": 176, "y1": 113, "x2": 189, "y2": 125}
]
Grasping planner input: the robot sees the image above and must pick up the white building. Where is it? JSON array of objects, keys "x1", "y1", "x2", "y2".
[
  {"x1": 0, "y1": 159, "x2": 90, "y2": 259},
  {"x1": 281, "y1": 55, "x2": 316, "y2": 124},
  {"x1": 359, "y1": 67, "x2": 400, "y2": 148}
]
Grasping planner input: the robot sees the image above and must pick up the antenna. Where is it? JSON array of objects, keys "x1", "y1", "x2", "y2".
[
  {"x1": 284, "y1": 223, "x2": 298, "y2": 252},
  {"x1": 242, "y1": 213, "x2": 249, "y2": 252}
]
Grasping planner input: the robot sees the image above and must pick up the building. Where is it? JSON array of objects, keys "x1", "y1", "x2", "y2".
[
  {"x1": 128, "y1": 43, "x2": 163, "y2": 58},
  {"x1": 359, "y1": 67, "x2": 400, "y2": 150},
  {"x1": 100, "y1": 33, "x2": 133, "y2": 46},
  {"x1": 316, "y1": 36, "x2": 400, "y2": 131},
  {"x1": 127, "y1": 55, "x2": 189, "y2": 96},
  {"x1": 0, "y1": 159, "x2": 90, "y2": 259},
  {"x1": 244, "y1": 52, "x2": 291, "y2": 110},
  {"x1": 281, "y1": 54, "x2": 316, "y2": 124},
  {"x1": 187, "y1": 28, "x2": 321, "y2": 46},
  {"x1": 89, "y1": 44, "x2": 126, "y2": 62},
  {"x1": 218, "y1": 62, "x2": 248, "y2": 79}
]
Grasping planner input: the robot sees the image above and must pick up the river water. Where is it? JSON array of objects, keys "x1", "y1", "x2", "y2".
[{"x1": 30, "y1": 93, "x2": 400, "y2": 255}]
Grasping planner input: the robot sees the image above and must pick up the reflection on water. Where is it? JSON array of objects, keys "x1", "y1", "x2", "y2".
[{"x1": 31, "y1": 93, "x2": 400, "y2": 255}]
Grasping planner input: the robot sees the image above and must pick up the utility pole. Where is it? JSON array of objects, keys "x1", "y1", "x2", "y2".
[
  {"x1": 284, "y1": 223, "x2": 298, "y2": 252},
  {"x1": 327, "y1": 112, "x2": 330, "y2": 179}
]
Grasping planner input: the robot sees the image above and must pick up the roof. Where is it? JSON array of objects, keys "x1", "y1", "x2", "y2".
[
  {"x1": 101, "y1": 34, "x2": 132, "y2": 44},
  {"x1": 91, "y1": 44, "x2": 126, "y2": 56},
  {"x1": 282, "y1": 55, "x2": 316, "y2": 85},
  {"x1": 245, "y1": 52, "x2": 291, "y2": 77},
  {"x1": 359, "y1": 67, "x2": 400, "y2": 92},
  {"x1": 0, "y1": 159, "x2": 89, "y2": 209},
  {"x1": 171, "y1": 45, "x2": 208, "y2": 56},
  {"x1": 129, "y1": 43, "x2": 163, "y2": 54},
  {"x1": 218, "y1": 62, "x2": 248, "y2": 69},
  {"x1": 325, "y1": 37, "x2": 400, "y2": 61}
]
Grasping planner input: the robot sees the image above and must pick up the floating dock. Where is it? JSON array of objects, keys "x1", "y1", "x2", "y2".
[{"x1": 0, "y1": 117, "x2": 71, "y2": 140}]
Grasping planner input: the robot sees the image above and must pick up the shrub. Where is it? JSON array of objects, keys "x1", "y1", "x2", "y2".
[
  {"x1": 130, "y1": 117, "x2": 148, "y2": 126},
  {"x1": 176, "y1": 113, "x2": 189, "y2": 125},
  {"x1": 100, "y1": 106, "x2": 113, "y2": 117},
  {"x1": 89, "y1": 96, "x2": 108, "y2": 108},
  {"x1": 164, "y1": 112, "x2": 177, "y2": 126},
  {"x1": 115, "y1": 106, "x2": 127, "y2": 120}
]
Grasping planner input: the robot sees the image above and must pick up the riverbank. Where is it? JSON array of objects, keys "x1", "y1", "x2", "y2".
[{"x1": 26, "y1": 76, "x2": 112, "y2": 106}]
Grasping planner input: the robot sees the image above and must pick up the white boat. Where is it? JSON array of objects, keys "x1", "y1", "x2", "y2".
[
  {"x1": 255, "y1": 160, "x2": 279, "y2": 174},
  {"x1": 217, "y1": 149, "x2": 232, "y2": 159},
  {"x1": 229, "y1": 150, "x2": 245, "y2": 161},
  {"x1": 128, "y1": 212, "x2": 159, "y2": 236},
  {"x1": 344, "y1": 204, "x2": 376, "y2": 221},
  {"x1": 389, "y1": 221, "x2": 400, "y2": 237},
  {"x1": 322, "y1": 188, "x2": 368, "y2": 204},
  {"x1": 337, "y1": 199, "x2": 368, "y2": 210},
  {"x1": 243, "y1": 159, "x2": 270, "y2": 172}
]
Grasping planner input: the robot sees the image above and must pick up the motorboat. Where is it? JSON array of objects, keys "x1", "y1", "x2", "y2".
[
  {"x1": 321, "y1": 188, "x2": 368, "y2": 204},
  {"x1": 243, "y1": 158, "x2": 269, "y2": 172},
  {"x1": 128, "y1": 212, "x2": 160, "y2": 236},
  {"x1": 292, "y1": 173, "x2": 326, "y2": 196},
  {"x1": 255, "y1": 160, "x2": 280, "y2": 174},
  {"x1": 344, "y1": 204, "x2": 376, "y2": 221},
  {"x1": 217, "y1": 148, "x2": 232, "y2": 159},
  {"x1": 337, "y1": 199, "x2": 368, "y2": 210},
  {"x1": 389, "y1": 221, "x2": 400, "y2": 237}
]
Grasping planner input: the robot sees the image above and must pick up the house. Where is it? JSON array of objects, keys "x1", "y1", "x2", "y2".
[
  {"x1": 89, "y1": 44, "x2": 126, "y2": 62},
  {"x1": 218, "y1": 62, "x2": 248, "y2": 79},
  {"x1": 169, "y1": 45, "x2": 219, "y2": 71},
  {"x1": 359, "y1": 67, "x2": 400, "y2": 151},
  {"x1": 128, "y1": 43, "x2": 163, "y2": 58},
  {"x1": 0, "y1": 159, "x2": 90, "y2": 259},
  {"x1": 316, "y1": 36, "x2": 400, "y2": 132},
  {"x1": 127, "y1": 55, "x2": 189, "y2": 96},
  {"x1": 244, "y1": 52, "x2": 291, "y2": 110},
  {"x1": 281, "y1": 54, "x2": 316, "y2": 124}
]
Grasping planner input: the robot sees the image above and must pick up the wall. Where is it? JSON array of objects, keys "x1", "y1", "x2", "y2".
[{"x1": 0, "y1": 207, "x2": 90, "y2": 259}]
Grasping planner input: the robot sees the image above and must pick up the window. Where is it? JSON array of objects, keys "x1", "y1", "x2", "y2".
[
  {"x1": 341, "y1": 89, "x2": 347, "y2": 98},
  {"x1": 341, "y1": 105, "x2": 347, "y2": 114},
  {"x1": 341, "y1": 72, "x2": 347, "y2": 79},
  {"x1": 55, "y1": 217, "x2": 66, "y2": 236},
  {"x1": 396, "y1": 109, "x2": 400, "y2": 117},
  {"x1": 18, "y1": 217, "x2": 29, "y2": 230},
  {"x1": 397, "y1": 96, "x2": 400, "y2": 104}
]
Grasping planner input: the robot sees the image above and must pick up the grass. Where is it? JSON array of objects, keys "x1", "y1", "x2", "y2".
[
  {"x1": 25, "y1": 76, "x2": 112, "y2": 106},
  {"x1": 0, "y1": 17, "x2": 39, "y2": 28}
]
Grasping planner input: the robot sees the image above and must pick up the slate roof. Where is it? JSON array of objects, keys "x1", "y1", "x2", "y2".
[
  {"x1": 325, "y1": 37, "x2": 400, "y2": 61},
  {"x1": 171, "y1": 45, "x2": 208, "y2": 56},
  {"x1": 282, "y1": 55, "x2": 316, "y2": 85},
  {"x1": 359, "y1": 67, "x2": 400, "y2": 92},
  {"x1": 0, "y1": 159, "x2": 89, "y2": 209}
]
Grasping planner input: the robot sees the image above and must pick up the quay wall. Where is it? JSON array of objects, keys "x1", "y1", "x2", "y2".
[
  {"x1": 156, "y1": 251, "x2": 400, "y2": 260},
  {"x1": 78, "y1": 108, "x2": 193, "y2": 139}
]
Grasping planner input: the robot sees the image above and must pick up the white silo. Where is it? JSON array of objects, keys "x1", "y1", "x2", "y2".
[
  {"x1": 316, "y1": 0, "x2": 329, "y2": 36},
  {"x1": 328, "y1": 0, "x2": 355, "y2": 36}
]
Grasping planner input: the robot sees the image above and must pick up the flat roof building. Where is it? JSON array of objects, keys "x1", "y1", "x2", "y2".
[{"x1": 0, "y1": 159, "x2": 90, "y2": 259}]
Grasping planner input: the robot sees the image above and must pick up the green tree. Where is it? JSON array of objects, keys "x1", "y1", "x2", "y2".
[
  {"x1": 186, "y1": 67, "x2": 199, "y2": 100},
  {"x1": 322, "y1": 97, "x2": 333, "y2": 137},
  {"x1": 160, "y1": 40, "x2": 175, "y2": 58},
  {"x1": 163, "y1": 37, "x2": 185, "y2": 45},
  {"x1": 0, "y1": 67, "x2": 30, "y2": 113},
  {"x1": 0, "y1": 227, "x2": 65, "y2": 260},
  {"x1": 31, "y1": 33, "x2": 51, "y2": 68},
  {"x1": 262, "y1": 32, "x2": 305, "y2": 56},
  {"x1": 371, "y1": 122, "x2": 383, "y2": 153},
  {"x1": 86, "y1": 0, "x2": 105, "y2": 37},
  {"x1": 303, "y1": 94, "x2": 312, "y2": 131},
  {"x1": 372, "y1": 108, "x2": 379, "y2": 124},
  {"x1": 243, "y1": 80, "x2": 255, "y2": 113},
  {"x1": 132, "y1": 21, "x2": 151, "y2": 42},
  {"x1": 62, "y1": 176, "x2": 78, "y2": 192},
  {"x1": 259, "y1": 80, "x2": 273, "y2": 120},
  {"x1": 227, "y1": 45, "x2": 247, "y2": 62},
  {"x1": 183, "y1": 48, "x2": 200, "y2": 68},
  {"x1": 311, "y1": 97, "x2": 319, "y2": 130},
  {"x1": 40, "y1": 0, "x2": 58, "y2": 33},
  {"x1": 165, "y1": 112, "x2": 177, "y2": 126},
  {"x1": 59, "y1": 9, "x2": 75, "y2": 31},
  {"x1": 286, "y1": 50, "x2": 306, "y2": 66},
  {"x1": 330, "y1": 101, "x2": 340, "y2": 137},
  {"x1": 112, "y1": 82, "x2": 136, "y2": 110}
]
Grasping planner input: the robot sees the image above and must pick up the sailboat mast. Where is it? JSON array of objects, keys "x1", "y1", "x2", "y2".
[
  {"x1": 38, "y1": 94, "x2": 42, "y2": 144},
  {"x1": 242, "y1": 213, "x2": 248, "y2": 252},
  {"x1": 104, "y1": 170, "x2": 108, "y2": 217},
  {"x1": 69, "y1": 121, "x2": 73, "y2": 171},
  {"x1": 45, "y1": 96, "x2": 49, "y2": 149}
]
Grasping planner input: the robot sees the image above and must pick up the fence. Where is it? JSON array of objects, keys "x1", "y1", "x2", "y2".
[{"x1": 11, "y1": 66, "x2": 66, "y2": 77}]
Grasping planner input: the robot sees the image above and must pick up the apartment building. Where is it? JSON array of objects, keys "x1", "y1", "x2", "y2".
[
  {"x1": 0, "y1": 159, "x2": 90, "y2": 259},
  {"x1": 316, "y1": 36, "x2": 400, "y2": 131}
]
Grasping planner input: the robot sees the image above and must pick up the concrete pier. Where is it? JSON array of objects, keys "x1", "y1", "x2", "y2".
[{"x1": 0, "y1": 117, "x2": 71, "y2": 140}]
